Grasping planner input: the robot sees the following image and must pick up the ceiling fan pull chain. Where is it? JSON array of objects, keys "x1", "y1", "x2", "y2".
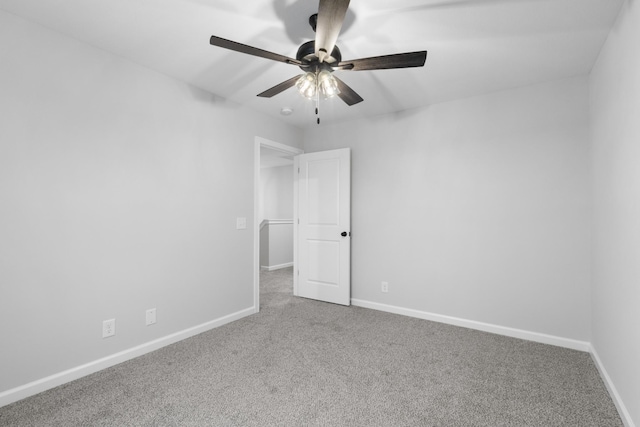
[{"x1": 316, "y1": 75, "x2": 320, "y2": 125}]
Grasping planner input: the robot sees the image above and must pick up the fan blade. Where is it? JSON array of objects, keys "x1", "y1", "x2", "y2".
[
  {"x1": 315, "y1": 0, "x2": 350, "y2": 63},
  {"x1": 210, "y1": 36, "x2": 302, "y2": 66},
  {"x1": 257, "y1": 75, "x2": 303, "y2": 98},
  {"x1": 337, "y1": 51, "x2": 427, "y2": 71},
  {"x1": 333, "y1": 76, "x2": 363, "y2": 106}
]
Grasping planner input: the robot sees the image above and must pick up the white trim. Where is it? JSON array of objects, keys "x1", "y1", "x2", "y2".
[
  {"x1": 256, "y1": 137, "x2": 304, "y2": 156},
  {"x1": 0, "y1": 307, "x2": 255, "y2": 408},
  {"x1": 350, "y1": 299, "x2": 590, "y2": 352},
  {"x1": 263, "y1": 219, "x2": 294, "y2": 225},
  {"x1": 254, "y1": 137, "x2": 303, "y2": 314},
  {"x1": 260, "y1": 262, "x2": 294, "y2": 271},
  {"x1": 590, "y1": 346, "x2": 636, "y2": 427},
  {"x1": 293, "y1": 155, "x2": 300, "y2": 297}
]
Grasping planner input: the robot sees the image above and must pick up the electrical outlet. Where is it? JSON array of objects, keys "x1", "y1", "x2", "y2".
[
  {"x1": 146, "y1": 308, "x2": 156, "y2": 326},
  {"x1": 381, "y1": 281, "x2": 389, "y2": 293},
  {"x1": 102, "y1": 319, "x2": 116, "y2": 338}
]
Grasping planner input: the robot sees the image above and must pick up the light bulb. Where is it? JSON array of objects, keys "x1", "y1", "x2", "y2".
[
  {"x1": 318, "y1": 70, "x2": 340, "y2": 99},
  {"x1": 296, "y1": 72, "x2": 317, "y2": 99}
]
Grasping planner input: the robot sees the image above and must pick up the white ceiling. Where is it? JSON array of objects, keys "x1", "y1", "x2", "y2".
[{"x1": 0, "y1": 0, "x2": 623, "y2": 129}]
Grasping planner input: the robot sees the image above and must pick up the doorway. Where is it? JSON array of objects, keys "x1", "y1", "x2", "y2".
[{"x1": 253, "y1": 137, "x2": 303, "y2": 312}]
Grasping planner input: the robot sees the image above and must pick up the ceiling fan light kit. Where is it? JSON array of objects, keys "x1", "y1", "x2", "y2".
[
  {"x1": 296, "y1": 70, "x2": 341, "y2": 100},
  {"x1": 209, "y1": 0, "x2": 427, "y2": 123}
]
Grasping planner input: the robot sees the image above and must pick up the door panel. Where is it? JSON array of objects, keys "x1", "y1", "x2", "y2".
[
  {"x1": 307, "y1": 239, "x2": 340, "y2": 285},
  {"x1": 307, "y1": 159, "x2": 340, "y2": 225},
  {"x1": 295, "y1": 148, "x2": 351, "y2": 306}
]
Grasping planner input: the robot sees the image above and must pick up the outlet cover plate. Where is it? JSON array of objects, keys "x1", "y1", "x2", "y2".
[
  {"x1": 381, "y1": 281, "x2": 389, "y2": 293},
  {"x1": 102, "y1": 319, "x2": 116, "y2": 338},
  {"x1": 146, "y1": 308, "x2": 156, "y2": 326},
  {"x1": 236, "y1": 217, "x2": 247, "y2": 229}
]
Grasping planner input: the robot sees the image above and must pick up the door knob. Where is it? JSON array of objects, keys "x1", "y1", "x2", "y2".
[{"x1": 341, "y1": 231, "x2": 348, "y2": 237}]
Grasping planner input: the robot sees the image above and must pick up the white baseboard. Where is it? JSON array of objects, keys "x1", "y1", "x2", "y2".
[
  {"x1": 590, "y1": 346, "x2": 636, "y2": 427},
  {"x1": 350, "y1": 299, "x2": 590, "y2": 352},
  {"x1": 260, "y1": 262, "x2": 293, "y2": 271},
  {"x1": 0, "y1": 307, "x2": 255, "y2": 408}
]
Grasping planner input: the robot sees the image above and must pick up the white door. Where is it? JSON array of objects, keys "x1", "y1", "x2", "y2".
[{"x1": 295, "y1": 148, "x2": 351, "y2": 306}]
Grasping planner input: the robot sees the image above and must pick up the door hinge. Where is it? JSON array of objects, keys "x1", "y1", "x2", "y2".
[{"x1": 298, "y1": 167, "x2": 300, "y2": 174}]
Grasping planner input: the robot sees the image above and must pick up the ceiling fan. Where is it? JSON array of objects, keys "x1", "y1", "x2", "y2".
[{"x1": 209, "y1": 0, "x2": 427, "y2": 121}]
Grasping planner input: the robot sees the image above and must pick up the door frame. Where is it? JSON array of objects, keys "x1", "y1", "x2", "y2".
[{"x1": 253, "y1": 136, "x2": 303, "y2": 313}]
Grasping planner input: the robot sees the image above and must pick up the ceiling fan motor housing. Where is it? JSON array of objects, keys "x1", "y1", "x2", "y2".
[{"x1": 296, "y1": 40, "x2": 342, "y2": 71}]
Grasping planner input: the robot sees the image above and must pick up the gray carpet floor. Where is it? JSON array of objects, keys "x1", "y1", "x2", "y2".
[{"x1": 0, "y1": 267, "x2": 623, "y2": 426}]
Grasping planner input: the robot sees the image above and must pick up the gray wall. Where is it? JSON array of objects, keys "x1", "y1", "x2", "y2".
[
  {"x1": 304, "y1": 76, "x2": 592, "y2": 342},
  {"x1": 259, "y1": 165, "x2": 294, "y2": 269},
  {"x1": 590, "y1": 0, "x2": 640, "y2": 424},
  {"x1": 0, "y1": 10, "x2": 301, "y2": 395},
  {"x1": 260, "y1": 165, "x2": 294, "y2": 222},
  {"x1": 260, "y1": 221, "x2": 294, "y2": 269}
]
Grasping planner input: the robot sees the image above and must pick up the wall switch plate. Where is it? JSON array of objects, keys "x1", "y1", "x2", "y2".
[
  {"x1": 102, "y1": 319, "x2": 116, "y2": 338},
  {"x1": 236, "y1": 217, "x2": 247, "y2": 230},
  {"x1": 146, "y1": 308, "x2": 156, "y2": 326},
  {"x1": 381, "y1": 281, "x2": 389, "y2": 293}
]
